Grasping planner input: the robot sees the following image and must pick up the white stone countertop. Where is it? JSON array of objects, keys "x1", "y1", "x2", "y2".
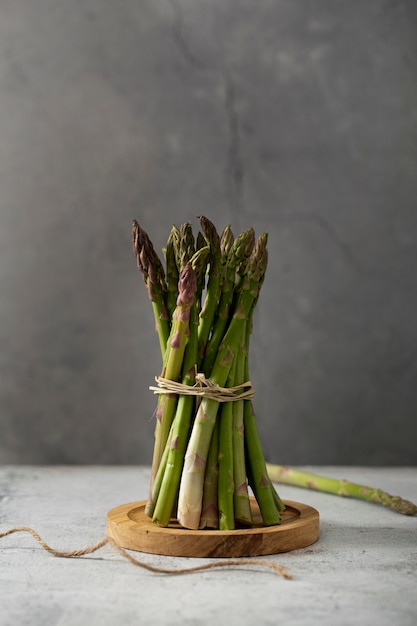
[{"x1": 1, "y1": 466, "x2": 416, "y2": 626}]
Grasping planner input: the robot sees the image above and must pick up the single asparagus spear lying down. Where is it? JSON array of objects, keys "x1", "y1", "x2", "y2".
[{"x1": 266, "y1": 464, "x2": 417, "y2": 516}]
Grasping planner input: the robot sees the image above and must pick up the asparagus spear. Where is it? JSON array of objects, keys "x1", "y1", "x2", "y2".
[
  {"x1": 232, "y1": 333, "x2": 253, "y2": 526},
  {"x1": 133, "y1": 219, "x2": 173, "y2": 515},
  {"x1": 244, "y1": 401, "x2": 284, "y2": 525},
  {"x1": 132, "y1": 220, "x2": 170, "y2": 359},
  {"x1": 197, "y1": 216, "x2": 223, "y2": 367},
  {"x1": 145, "y1": 262, "x2": 197, "y2": 516},
  {"x1": 217, "y1": 360, "x2": 237, "y2": 530},
  {"x1": 164, "y1": 225, "x2": 180, "y2": 320},
  {"x1": 266, "y1": 465, "x2": 417, "y2": 516},
  {"x1": 243, "y1": 278, "x2": 285, "y2": 525},
  {"x1": 177, "y1": 234, "x2": 269, "y2": 529}
]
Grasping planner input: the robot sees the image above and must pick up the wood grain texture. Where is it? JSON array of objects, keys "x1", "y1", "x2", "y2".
[{"x1": 107, "y1": 499, "x2": 319, "y2": 558}]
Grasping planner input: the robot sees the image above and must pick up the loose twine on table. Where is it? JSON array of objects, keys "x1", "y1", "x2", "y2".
[
  {"x1": 0, "y1": 526, "x2": 291, "y2": 579},
  {"x1": 149, "y1": 373, "x2": 256, "y2": 402}
]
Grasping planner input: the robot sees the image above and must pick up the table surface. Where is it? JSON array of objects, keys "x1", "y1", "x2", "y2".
[{"x1": 1, "y1": 466, "x2": 416, "y2": 626}]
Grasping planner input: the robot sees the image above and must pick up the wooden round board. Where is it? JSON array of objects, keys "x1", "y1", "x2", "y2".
[{"x1": 107, "y1": 499, "x2": 319, "y2": 558}]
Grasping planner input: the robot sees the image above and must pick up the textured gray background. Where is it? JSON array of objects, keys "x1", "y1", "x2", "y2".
[{"x1": 1, "y1": 0, "x2": 416, "y2": 465}]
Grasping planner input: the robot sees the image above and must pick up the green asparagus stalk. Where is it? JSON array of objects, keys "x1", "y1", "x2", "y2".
[
  {"x1": 242, "y1": 269, "x2": 285, "y2": 525},
  {"x1": 232, "y1": 333, "x2": 252, "y2": 526},
  {"x1": 200, "y1": 225, "x2": 233, "y2": 376},
  {"x1": 196, "y1": 225, "x2": 221, "y2": 531},
  {"x1": 177, "y1": 234, "x2": 269, "y2": 529},
  {"x1": 147, "y1": 424, "x2": 172, "y2": 516},
  {"x1": 132, "y1": 220, "x2": 170, "y2": 359},
  {"x1": 145, "y1": 262, "x2": 197, "y2": 516},
  {"x1": 197, "y1": 216, "x2": 223, "y2": 367},
  {"x1": 217, "y1": 360, "x2": 237, "y2": 530},
  {"x1": 164, "y1": 225, "x2": 180, "y2": 320},
  {"x1": 244, "y1": 401, "x2": 284, "y2": 525},
  {"x1": 266, "y1": 464, "x2": 417, "y2": 516},
  {"x1": 133, "y1": 219, "x2": 171, "y2": 511}
]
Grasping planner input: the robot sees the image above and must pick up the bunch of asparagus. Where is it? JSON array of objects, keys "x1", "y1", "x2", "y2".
[{"x1": 133, "y1": 216, "x2": 285, "y2": 530}]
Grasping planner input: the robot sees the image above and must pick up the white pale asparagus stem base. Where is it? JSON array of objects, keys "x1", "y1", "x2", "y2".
[{"x1": 177, "y1": 397, "x2": 220, "y2": 529}]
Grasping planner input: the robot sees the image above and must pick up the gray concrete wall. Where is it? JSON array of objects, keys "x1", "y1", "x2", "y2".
[{"x1": 1, "y1": 0, "x2": 416, "y2": 465}]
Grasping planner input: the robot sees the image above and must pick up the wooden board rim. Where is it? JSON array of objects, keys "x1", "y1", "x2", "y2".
[{"x1": 107, "y1": 499, "x2": 319, "y2": 558}]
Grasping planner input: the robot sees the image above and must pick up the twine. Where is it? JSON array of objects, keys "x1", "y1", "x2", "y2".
[
  {"x1": 0, "y1": 526, "x2": 291, "y2": 579},
  {"x1": 149, "y1": 373, "x2": 256, "y2": 402}
]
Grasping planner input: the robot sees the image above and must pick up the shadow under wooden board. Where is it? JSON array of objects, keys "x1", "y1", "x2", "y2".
[{"x1": 107, "y1": 498, "x2": 319, "y2": 558}]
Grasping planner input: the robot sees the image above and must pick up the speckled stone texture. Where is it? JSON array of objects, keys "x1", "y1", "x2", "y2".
[{"x1": 0, "y1": 1, "x2": 416, "y2": 464}]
